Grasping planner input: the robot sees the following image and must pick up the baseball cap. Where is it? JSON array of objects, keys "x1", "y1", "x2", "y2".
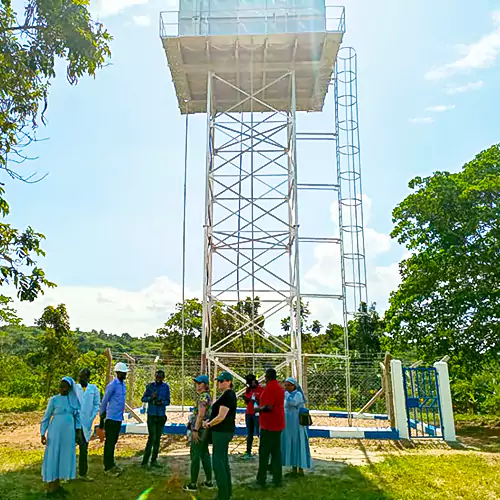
[
  {"x1": 193, "y1": 375, "x2": 209, "y2": 385},
  {"x1": 217, "y1": 371, "x2": 234, "y2": 382}
]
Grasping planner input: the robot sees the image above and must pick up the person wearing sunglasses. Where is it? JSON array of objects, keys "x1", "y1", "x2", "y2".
[{"x1": 202, "y1": 372, "x2": 237, "y2": 500}]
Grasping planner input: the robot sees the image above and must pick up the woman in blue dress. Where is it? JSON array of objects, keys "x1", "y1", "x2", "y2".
[
  {"x1": 41, "y1": 376, "x2": 82, "y2": 496},
  {"x1": 281, "y1": 377, "x2": 311, "y2": 477}
]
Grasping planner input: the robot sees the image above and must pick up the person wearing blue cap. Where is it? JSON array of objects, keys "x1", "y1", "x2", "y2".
[
  {"x1": 203, "y1": 371, "x2": 237, "y2": 500},
  {"x1": 40, "y1": 376, "x2": 83, "y2": 496},
  {"x1": 184, "y1": 375, "x2": 214, "y2": 492}
]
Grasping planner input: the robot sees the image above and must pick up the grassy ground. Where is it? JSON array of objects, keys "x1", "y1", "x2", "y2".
[{"x1": 0, "y1": 412, "x2": 499, "y2": 500}]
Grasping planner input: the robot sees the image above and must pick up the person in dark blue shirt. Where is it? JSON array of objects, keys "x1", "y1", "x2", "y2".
[{"x1": 141, "y1": 370, "x2": 171, "y2": 467}]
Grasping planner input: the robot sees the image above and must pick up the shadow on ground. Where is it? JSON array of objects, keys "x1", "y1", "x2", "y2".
[{"x1": 0, "y1": 452, "x2": 391, "y2": 500}]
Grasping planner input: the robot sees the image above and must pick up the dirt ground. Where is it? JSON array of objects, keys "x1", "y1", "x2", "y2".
[
  {"x1": 0, "y1": 410, "x2": 460, "y2": 480},
  {"x1": 1, "y1": 410, "x2": 498, "y2": 485}
]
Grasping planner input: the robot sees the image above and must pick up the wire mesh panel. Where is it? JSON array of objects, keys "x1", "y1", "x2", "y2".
[{"x1": 305, "y1": 354, "x2": 386, "y2": 413}]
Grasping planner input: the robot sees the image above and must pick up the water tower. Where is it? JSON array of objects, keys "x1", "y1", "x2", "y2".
[{"x1": 160, "y1": 1, "x2": 367, "y2": 411}]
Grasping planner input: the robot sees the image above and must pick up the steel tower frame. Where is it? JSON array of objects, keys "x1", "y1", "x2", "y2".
[
  {"x1": 200, "y1": 47, "x2": 368, "y2": 406},
  {"x1": 201, "y1": 69, "x2": 304, "y2": 386}
]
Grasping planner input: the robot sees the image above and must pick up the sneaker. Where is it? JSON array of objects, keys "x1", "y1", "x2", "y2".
[
  {"x1": 104, "y1": 467, "x2": 120, "y2": 478},
  {"x1": 201, "y1": 481, "x2": 215, "y2": 489},
  {"x1": 150, "y1": 462, "x2": 163, "y2": 469},
  {"x1": 248, "y1": 483, "x2": 266, "y2": 491},
  {"x1": 242, "y1": 453, "x2": 252, "y2": 460},
  {"x1": 183, "y1": 483, "x2": 198, "y2": 492},
  {"x1": 78, "y1": 475, "x2": 94, "y2": 482}
]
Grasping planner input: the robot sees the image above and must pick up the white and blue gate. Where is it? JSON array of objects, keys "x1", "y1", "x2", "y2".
[{"x1": 402, "y1": 366, "x2": 443, "y2": 438}]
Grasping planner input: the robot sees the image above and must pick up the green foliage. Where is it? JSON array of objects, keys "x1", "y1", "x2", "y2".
[
  {"x1": 0, "y1": 396, "x2": 44, "y2": 412},
  {"x1": 0, "y1": 186, "x2": 55, "y2": 324},
  {"x1": 451, "y1": 364, "x2": 500, "y2": 415},
  {"x1": 34, "y1": 304, "x2": 78, "y2": 397},
  {"x1": 75, "y1": 350, "x2": 107, "y2": 393},
  {"x1": 158, "y1": 297, "x2": 269, "y2": 358},
  {"x1": 385, "y1": 144, "x2": 500, "y2": 367},
  {"x1": 0, "y1": 0, "x2": 111, "y2": 172}
]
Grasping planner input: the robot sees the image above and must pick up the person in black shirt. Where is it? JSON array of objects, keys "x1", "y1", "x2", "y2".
[{"x1": 203, "y1": 371, "x2": 236, "y2": 500}]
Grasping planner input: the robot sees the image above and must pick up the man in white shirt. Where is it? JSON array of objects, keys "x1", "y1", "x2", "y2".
[{"x1": 75, "y1": 368, "x2": 101, "y2": 481}]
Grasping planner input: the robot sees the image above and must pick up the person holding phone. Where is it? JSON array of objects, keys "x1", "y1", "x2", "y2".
[{"x1": 141, "y1": 369, "x2": 171, "y2": 468}]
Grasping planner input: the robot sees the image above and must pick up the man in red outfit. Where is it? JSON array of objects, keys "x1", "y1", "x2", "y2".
[{"x1": 252, "y1": 368, "x2": 285, "y2": 489}]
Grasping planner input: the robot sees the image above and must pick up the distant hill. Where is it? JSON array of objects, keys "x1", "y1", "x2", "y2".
[{"x1": 0, "y1": 324, "x2": 163, "y2": 358}]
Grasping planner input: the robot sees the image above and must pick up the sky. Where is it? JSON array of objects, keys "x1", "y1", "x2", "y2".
[{"x1": 4, "y1": 0, "x2": 500, "y2": 335}]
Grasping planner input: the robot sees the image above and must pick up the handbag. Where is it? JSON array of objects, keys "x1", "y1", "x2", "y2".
[{"x1": 299, "y1": 407, "x2": 312, "y2": 427}]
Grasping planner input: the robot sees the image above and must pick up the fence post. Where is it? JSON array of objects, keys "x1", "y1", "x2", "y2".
[
  {"x1": 434, "y1": 361, "x2": 456, "y2": 442},
  {"x1": 105, "y1": 348, "x2": 113, "y2": 386},
  {"x1": 384, "y1": 353, "x2": 396, "y2": 428},
  {"x1": 390, "y1": 359, "x2": 409, "y2": 439},
  {"x1": 124, "y1": 353, "x2": 136, "y2": 408},
  {"x1": 302, "y1": 355, "x2": 309, "y2": 401}
]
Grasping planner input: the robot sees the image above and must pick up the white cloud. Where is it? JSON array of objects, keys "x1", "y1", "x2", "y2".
[
  {"x1": 133, "y1": 15, "x2": 151, "y2": 26},
  {"x1": 91, "y1": 0, "x2": 148, "y2": 18},
  {"x1": 12, "y1": 277, "x2": 194, "y2": 336},
  {"x1": 408, "y1": 117, "x2": 434, "y2": 125},
  {"x1": 304, "y1": 197, "x2": 402, "y2": 327},
  {"x1": 425, "y1": 11, "x2": 500, "y2": 80},
  {"x1": 425, "y1": 104, "x2": 455, "y2": 112},
  {"x1": 445, "y1": 80, "x2": 485, "y2": 95}
]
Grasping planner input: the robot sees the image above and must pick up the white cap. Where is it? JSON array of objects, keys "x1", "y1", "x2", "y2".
[{"x1": 114, "y1": 362, "x2": 129, "y2": 373}]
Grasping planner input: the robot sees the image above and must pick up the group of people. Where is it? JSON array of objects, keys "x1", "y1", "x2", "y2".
[
  {"x1": 40, "y1": 363, "x2": 311, "y2": 500},
  {"x1": 183, "y1": 368, "x2": 312, "y2": 500}
]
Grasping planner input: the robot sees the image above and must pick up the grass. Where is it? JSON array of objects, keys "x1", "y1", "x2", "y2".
[
  {"x1": 0, "y1": 443, "x2": 499, "y2": 500},
  {"x1": 0, "y1": 397, "x2": 45, "y2": 413}
]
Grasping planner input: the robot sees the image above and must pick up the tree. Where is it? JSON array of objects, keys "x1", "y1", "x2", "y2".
[
  {"x1": 0, "y1": 185, "x2": 55, "y2": 323},
  {"x1": 1, "y1": 0, "x2": 111, "y2": 172},
  {"x1": 348, "y1": 302, "x2": 383, "y2": 355},
  {"x1": 158, "y1": 297, "x2": 267, "y2": 358},
  {"x1": 35, "y1": 304, "x2": 78, "y2": 397},
  {"x1": 0, "y1": 0, "x2": 111, "y2": 320},
  {"x1": 385, "y1": 144, "x2": 500, "y2": 366}
]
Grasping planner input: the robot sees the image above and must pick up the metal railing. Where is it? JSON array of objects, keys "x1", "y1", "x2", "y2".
[{"x1": 160, "y1": 5, "x2": 345, "y2": 38}]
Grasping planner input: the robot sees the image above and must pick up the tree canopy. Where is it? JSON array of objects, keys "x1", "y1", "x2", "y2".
[
  {"x1": 385, "y1": 144, "x2": 500, "y2": 367},
  {"x1": 0, "y1": 0, "x2": 111, "y2": 321}
]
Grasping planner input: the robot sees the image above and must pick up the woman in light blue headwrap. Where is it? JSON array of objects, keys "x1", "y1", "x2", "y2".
[
  {"x1": 41, "y1": 376, "x2": 82, "y2": 496},
  {"x1": 281, "y1": 377, "x2": 311, "y2": 477}
]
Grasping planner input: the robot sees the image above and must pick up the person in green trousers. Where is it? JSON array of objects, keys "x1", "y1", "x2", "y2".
[
  {"x1": 203, "y1": 372, "x2": 237, "y2": 500},
  {"x1": 183, "y1": 375, "x2": 214, "y2": 493}
]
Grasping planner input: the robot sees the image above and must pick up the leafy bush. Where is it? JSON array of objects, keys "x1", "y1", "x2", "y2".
[
  {"x1": 0, "y1": 397, "x2": 45, "y2": 413},
  {"x1": 451, "y1": 364, "x2": 500, "y2": 415}
]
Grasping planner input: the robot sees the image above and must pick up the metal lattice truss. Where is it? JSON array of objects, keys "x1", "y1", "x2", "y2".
[{"x1": 201, "y1": 70, "x2": 303, "y2": 385}]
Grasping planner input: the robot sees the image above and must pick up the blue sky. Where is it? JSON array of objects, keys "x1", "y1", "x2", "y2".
[{"x1": 5, "y1": 0, "x2": 500, "y2": 334}]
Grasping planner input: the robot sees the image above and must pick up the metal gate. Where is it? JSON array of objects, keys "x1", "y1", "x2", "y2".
[{"x1": 402, "y1": 366, "x2": 444, "y2": 438}]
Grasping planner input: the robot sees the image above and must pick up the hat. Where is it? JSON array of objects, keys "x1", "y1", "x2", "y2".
[
  {"x1": 194, "y1": 375, "x2": 209, "y2": 385},
  {"x1": 217, "y1": 371, "x2": 234, "y2": 382},
  {"x1": 114, "y1": 362, "x2": 129, "y2": 373}
]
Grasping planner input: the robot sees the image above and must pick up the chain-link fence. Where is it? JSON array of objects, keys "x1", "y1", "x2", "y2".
[
  {"x1": 114, "y1": 352, "x2": 387, "y2": 415},
  {"x1": 305, "y1": 354, "x2": 387, "y2": 413}
]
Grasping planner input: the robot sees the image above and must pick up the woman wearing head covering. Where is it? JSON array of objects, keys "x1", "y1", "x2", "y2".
[
  {"x1": 40, "y1": 376, "x2": 82, "y2": 496},
  {"x1": 281, "y1": 377, "x2": 311, "y2": 477}
]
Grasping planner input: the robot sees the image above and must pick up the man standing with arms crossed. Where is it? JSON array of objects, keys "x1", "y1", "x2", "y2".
[
  {"x1": 141, "y1": 369, "x2": 171, "y2": 468},
  {"x1": 98, "y1": 362, "x2": 128, "y2": 477},
  {"x1": 75, "y1": 368, "x2": 100, "y2": 481},
  {"x1": 252, "y1": 368, "x2": 285, "y2": 490}
]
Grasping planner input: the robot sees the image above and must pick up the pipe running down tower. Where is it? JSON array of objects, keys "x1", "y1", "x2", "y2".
[{"x1": 160, "y1": 1, "x2": 367, "y2": 408}]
